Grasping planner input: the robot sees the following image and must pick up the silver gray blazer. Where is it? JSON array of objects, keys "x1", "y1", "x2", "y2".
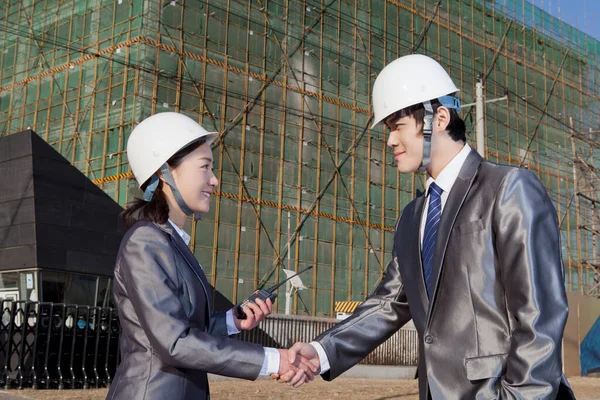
[
  {"x1": 315, "y1": 150, "x2": 575, "y2": 399},
  {"x1": 106, "y1": 220, "x2": 265, "y2": 400}
]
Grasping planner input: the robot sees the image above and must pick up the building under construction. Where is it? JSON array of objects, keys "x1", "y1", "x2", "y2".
[{"x1": 0, "y1": 0, "x2": 599, "y2": 321}]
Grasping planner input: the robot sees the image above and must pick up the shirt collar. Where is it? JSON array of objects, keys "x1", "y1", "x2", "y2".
[
  {"x1": 168, "y1": 219, "x2": 191, "y2": 246},
  {"x1": 425, "y1": 143, "x2": 472, "y2": 195}
]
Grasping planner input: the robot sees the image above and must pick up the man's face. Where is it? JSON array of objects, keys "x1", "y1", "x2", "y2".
[{"x1": 385, "y1": 114, "x2": 424, "y2": 173}]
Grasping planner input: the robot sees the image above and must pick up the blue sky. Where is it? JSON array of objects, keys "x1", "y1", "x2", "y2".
[{"x1": 529, "y1": 0, "x2": 600, "y2": 41}]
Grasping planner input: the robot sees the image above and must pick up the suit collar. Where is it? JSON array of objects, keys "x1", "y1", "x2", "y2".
[
  {"x1": 425, "y1": 143, "x2": 472, "y2": 195},
  {"x1": 154, "y1": 221, "x2": 175, "y2": 236},
  {"x1": 426, "y1": 149, "x2": 483, "y2": 322},
  {"x1": 168, "y1": 219, "x2": 191, "y2": 245},
  {"x1": 457, "y1": 149, "x2": 483, "y2": 181},
  {"x1": 154, "y1": 221, "x2": 213, "y2": 315}
]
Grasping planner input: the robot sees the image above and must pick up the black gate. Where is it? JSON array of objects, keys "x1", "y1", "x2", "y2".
[{"x1": 0, "y1": 300, "x2": 120, "y2": 389}]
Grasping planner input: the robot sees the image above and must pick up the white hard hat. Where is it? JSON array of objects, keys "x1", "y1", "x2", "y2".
[
  {"x1": 127, "y1": 112, "x2": 218, "y2": 187},
  {"x1": 371, "y1": 54, "x2": 459, "y2": 128}
]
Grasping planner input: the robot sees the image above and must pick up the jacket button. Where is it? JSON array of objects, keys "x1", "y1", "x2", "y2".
[{"x1": 424, "y1": 334, "x2": 434, "y2": 344}]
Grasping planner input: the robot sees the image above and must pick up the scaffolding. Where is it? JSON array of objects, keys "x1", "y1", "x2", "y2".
[{"x1": 0, "y1": 0, "x2": 599, "y2": 316}]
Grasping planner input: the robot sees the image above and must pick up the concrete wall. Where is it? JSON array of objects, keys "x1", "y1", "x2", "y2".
[{"x1": 564, "y1": 292, "x2": 600, "y2": 376}]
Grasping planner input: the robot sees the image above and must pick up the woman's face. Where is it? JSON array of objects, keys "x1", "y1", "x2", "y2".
[{"x1": 169, "y1": 142, "x2": 218, "y2": 214}]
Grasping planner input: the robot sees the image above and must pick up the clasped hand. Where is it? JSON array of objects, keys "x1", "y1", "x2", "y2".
[
  {"x1": 231, "y1": 303, "x2": 320, "y2": 388},
  {"x1": 271, "y1": 342, "x2": 321, "y2": 388}
]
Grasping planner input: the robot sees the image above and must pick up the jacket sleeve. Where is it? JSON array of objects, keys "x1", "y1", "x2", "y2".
[
  {"x1": 115, "y1": 224, "x2": 265, "y2": 379},
  {"x1": 493, "y1": 169, "x2": 568, "y2": 399},
  {"x1": 208, "y1": 312, "x2": 229, "y2": 337},
  {"x1": 315, "y1": 231, "x2": 412, "y2": 381}
]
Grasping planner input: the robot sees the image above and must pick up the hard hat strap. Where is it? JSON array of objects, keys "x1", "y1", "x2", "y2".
[
  {"x1": 437, "y1": 95, "x2": 461, "y2": 111},
  {"x1": 159, "y1": 163, "x2": 195, "y2": 216},
  {"x1": 420, "y1": 100, "x2": 434, "y2": 171},
  {"x1": 143, "y1": 174, "x2": 160, "y2": 201}
]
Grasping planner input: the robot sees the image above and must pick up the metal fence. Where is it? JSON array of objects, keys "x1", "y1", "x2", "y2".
[
  {"x1": 0, "y1": 300, "x2": 120, "y2": 389},
  {"x1": 0, "y1": 301, "x2": 418, "y2": 390},
  {"x1": 240, "y1": 314, "x2": 419, "y2": 366}
]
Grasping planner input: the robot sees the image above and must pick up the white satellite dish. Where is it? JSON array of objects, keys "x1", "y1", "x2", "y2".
[{"x1": 282, "y1": 268, "x2": 307, "y2": 290}]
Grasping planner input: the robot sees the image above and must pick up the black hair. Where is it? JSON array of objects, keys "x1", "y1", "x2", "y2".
[{"x1": 387, "y1": 97, "x2": 466, "y2": 142}]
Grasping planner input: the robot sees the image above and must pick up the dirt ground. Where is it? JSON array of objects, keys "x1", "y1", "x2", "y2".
[{"x1": 2, "y1": 377, "x2": 599, "y2": 400}]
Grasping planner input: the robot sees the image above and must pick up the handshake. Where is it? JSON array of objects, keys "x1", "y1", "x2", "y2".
[{"x1": 272, "y1": 342, "x2": 322, "y2": 387}]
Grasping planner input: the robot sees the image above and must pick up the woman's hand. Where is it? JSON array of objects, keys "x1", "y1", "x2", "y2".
[{"x1": 232, "y1": 298, "x2": 273, "y2": 331}]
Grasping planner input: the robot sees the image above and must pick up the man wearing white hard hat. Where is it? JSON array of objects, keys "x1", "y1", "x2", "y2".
[
  {"x1": 282, "y1": 55, "x2": 574, "y2": 399},
  {"x1": 107, "y1": 113, "x2": 316, "y2": 400}
]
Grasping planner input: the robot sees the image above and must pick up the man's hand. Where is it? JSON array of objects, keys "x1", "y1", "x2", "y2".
[
  {"x1": 272, "y1": 348, "x2": 318, "y2": 387},
  {"x1": 288, "y1": 342, "x2": 321, "y2": 376},
  {"x1": 232, "y1": 298, "x2": 272, "y2": 331},
  {"x1": 271, "y1": 342, "x2": 321, "y2": 387}
]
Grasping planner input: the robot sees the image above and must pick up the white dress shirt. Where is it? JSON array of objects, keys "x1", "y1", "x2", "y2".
[
  {"x1": 168, "y1": 219, "x2": 280, "y2": 375},
  {"x1": 310, "y1": 143, "x2": 472, "y2": 375},
  {"x1": 420, "y1": 143, "x2": 472, "y2": 244}
]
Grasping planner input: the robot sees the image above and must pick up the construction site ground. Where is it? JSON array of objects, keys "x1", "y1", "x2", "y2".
[{"x1": 0, "y1": 377, "x2": 598, "y2": 400}]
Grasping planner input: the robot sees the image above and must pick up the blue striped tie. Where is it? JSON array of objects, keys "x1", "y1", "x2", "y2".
[{"x1": 422, "y1": 182, "x2": 443, "y2": 298}]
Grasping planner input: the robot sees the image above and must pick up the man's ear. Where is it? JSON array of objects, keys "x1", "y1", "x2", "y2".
[{"x1": 435, "y1": 106, "x2": 450, "y2": 131}]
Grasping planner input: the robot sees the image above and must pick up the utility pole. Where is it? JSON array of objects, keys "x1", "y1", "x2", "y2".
[
  {"x1": 285, "y1": 212, "x2": 292, "y2": 315},
  {"x1": 475, "y1": 75, "x2": 485, "y2": 157},
  {"x1": 461, "y1": 75, "x2": 508, "y2": 158}
]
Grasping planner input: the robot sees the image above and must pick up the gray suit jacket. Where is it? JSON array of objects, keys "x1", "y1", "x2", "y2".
[
  {"x1": 106, "y1": 220, "x2": 265, "y2": 400},
  {"x1": 316, "y1": 150, "x2": 575, "y2": 399}
]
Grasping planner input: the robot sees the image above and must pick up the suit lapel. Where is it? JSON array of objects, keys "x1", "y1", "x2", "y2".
[
  {"x1": 157, "y1": 223, "x2": 213, "y2": 317},
  {"x1": 427, "y1": 150, "x2": 482, "y2": 322},
  {"x1": 411, "y1": 193, "x2": 429, "y2": 309}
]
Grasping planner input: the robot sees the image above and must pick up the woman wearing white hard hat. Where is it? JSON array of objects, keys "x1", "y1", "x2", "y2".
[{"x1": 107, "y1": 113, "x2": 315, "y2": 400}]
